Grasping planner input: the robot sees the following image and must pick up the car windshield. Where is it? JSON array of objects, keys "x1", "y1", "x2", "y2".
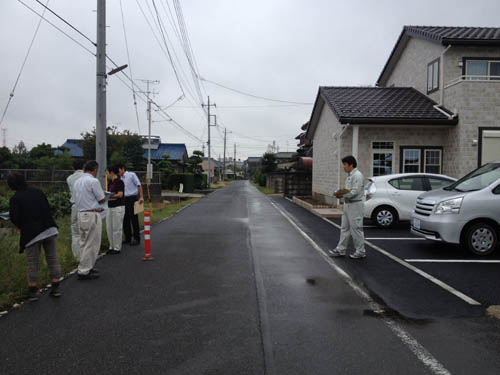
[{"x1": 445, "y1": 163, "x2": 500, "y2": 192}]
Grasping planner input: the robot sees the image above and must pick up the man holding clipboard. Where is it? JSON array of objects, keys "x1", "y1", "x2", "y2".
[{"x1": 118, "y1": 164, "x2": 144, "y2": 246}]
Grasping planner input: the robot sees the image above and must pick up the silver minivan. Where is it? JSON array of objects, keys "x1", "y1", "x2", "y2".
[{"x1": 411, "y1": 161, "x2": 500, "y2": 255}]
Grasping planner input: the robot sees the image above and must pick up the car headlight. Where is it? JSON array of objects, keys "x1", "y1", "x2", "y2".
[{"x1": 434, "y1": 197, "x2": 463, "y2": 215}]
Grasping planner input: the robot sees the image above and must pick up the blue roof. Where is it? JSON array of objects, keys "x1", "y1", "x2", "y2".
[
  {"x1": 55, "y1": 139, "x2": 84, "y2": 157},
  {"x1": 145, "y1": 143, "x2": 188, "y2": 162}
]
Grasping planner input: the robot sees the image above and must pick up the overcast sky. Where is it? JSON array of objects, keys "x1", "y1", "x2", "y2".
[{"x1": 1, "y1": 0, "x2": 499, "y2": 160}]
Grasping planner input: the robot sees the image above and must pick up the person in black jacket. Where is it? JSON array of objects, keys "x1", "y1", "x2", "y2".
[{"x1": 8, "y1": 173, "x2": 62, "y2": 301}]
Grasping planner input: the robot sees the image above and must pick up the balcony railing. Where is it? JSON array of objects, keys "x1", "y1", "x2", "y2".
[{"x1": 445, "y1": 75, "x2": 500, "y2": 88}]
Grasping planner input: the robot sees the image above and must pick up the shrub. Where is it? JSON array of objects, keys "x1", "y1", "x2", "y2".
[
  {"x1": 46, "y1": 191, "x2": 72, "y2": 218},
  {"x1": 0, "y1": 195, "x2": 8, "y2": 212}
]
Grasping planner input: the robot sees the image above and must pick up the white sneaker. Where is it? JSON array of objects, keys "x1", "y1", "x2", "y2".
[{"x1": 328, "y1": 249, "x2": 346, "y2": 257}]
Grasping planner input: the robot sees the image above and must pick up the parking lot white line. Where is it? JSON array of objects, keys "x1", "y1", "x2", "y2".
[
  {"x1": 365, "y1": 237, "x2": 425, "y2": 241},
  {"x1": 270, "y1": 202, "x2": 453, "y2": 375},
  {"x1": 406, "y1": 259, "x2": 500, "y2": 263},
  {"x1": 321, "y1": 218, "x2": 481, "y2": 306}
]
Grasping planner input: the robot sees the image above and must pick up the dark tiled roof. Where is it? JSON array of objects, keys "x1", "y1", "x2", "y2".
[
  {"x1": 320, "y1": 87, "x2": 457, "y2": 124},
  {"x1": 55, "y1": 139, "x2": 84, "y2": 157},
  {"x1": 144, "y1": 143, "x2": 187, "y2": 162},
  {"x1": 377, "y1": 26, "x2": 500, "y2": 85},
  {"x1": 405, "y1": 26, "x2": 500, "y2": 44}
]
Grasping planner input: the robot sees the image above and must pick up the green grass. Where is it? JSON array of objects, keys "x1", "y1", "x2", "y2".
[
  {"x1": 251, "y1": 182, "x2": 275, "y2": 195},
  {"x1": 0, "y1": 198, "x2": 199, "y2": 310}
]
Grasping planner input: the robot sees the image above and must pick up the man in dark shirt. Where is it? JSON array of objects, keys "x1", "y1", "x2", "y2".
[{"x1": 106, "y1": 165, "x2": 126, "y2": 254}]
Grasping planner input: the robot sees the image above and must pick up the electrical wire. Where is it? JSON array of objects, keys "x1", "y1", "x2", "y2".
[
  {"x1": 33, "y1": 0, "x2": 96, "y2": 46},
  {"x1": 16, "y1": 0, "x2": 96, "y2": 56},
  {"x1": 200, "y1": 76, "x2": 313, "y2": 105},
  {"x1": 119, "y1": 0, "x2": 141, "y2": 134},
  {"x1": 1, "y1": 0, "x2": 51, "y2": 128}
]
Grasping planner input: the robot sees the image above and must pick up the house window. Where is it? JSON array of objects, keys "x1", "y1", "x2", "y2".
[
  {"x1": 427, "y1": 59, "x2": 440, "y2": 93},
  {"x1": 403, "y1": 149, "x2": 421, "y2": 173},
  {"x1": 372, "y1": 141, "x2": 394, "y2": 176},
  {"x1": 401, "y1": 147, "x2": 443, "y2": 174},
  {"x1": 424, "y1": 149, "x2": 442, "y2": 174},
  {"x1": 465, "y1": 59, "x2": 500, "y2": 80}
]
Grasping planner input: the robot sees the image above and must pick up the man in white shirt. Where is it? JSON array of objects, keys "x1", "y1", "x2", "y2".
[
  {"x1": 118, "y1": 164, "x2": 144, "y2": 246},
  {"x1": 73, "y1": 160, "x2": 106, "y2": 280},
  {"x1": 66, "y1": 159, "x2": 85, "y2": 261}
]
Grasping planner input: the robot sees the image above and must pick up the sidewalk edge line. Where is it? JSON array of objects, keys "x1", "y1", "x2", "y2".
[{"x1": 270, "y1": 202, "x2": 453, "y2": 375}]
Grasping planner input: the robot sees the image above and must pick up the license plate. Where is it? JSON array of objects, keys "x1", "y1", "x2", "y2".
[{"x1": 413, "y1": 218, "x2": 421, "y2": 230}]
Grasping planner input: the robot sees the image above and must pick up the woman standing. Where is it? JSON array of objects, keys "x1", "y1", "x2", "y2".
[
  {"x1": 106, "y1": 166, "x2": 125, "y2": 254},
  {"x1": 8, "y1": 173, "x2": 62, "y2": 301}
]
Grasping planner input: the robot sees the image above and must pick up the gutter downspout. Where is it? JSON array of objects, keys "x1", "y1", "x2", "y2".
[{"x1": 439, "y1": 45, "x2": 451, "y2": 106}]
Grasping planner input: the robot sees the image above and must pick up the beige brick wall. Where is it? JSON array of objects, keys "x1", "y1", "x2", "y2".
[
  {"x1": 385, "y1": 37, "x2": 443, "y2": 102},
  {"x1": 312, "y1": 104, "x2": 342, "y2": 205}
]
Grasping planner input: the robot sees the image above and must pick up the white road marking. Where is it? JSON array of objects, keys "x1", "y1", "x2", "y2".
[
  {"x1": 365, "y1": 237, "x2": 425, "y2": 240},
  {"x1": 271, "y1": 202, "x2": 453, "y2": 375},
  {"x1": 406, "y1": 259, "x2": 500, "y2": 263},
  {"x1": 321, "y1": 217, "x2": 481, "y2": 306}
]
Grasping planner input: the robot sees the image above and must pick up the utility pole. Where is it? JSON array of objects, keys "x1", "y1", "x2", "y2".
[
  {"x1": 96, "y1": 0, "x2": 107, "y2": 187},
  {"x1": 234, "y1": 143, "x2": 236, "y2": 180},
  {"x1": 138, "y1": 79, "x2": 160, "y2": 185},
  {"x1": 1, "y1": 128, "x2": 6, "y2": 147},
  {"x1": 223, "y1": 128, "x2": 226, "y2": 181},
  {"x1": 202, "y1": 96, "x2": 216, "y2": 187}
]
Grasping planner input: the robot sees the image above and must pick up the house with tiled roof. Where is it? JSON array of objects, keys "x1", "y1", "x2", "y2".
[
  {"x1": 142, "y1": 140, "x2": 188, "y2": 173},
  {"x1": 306, "y1": 25, "x2": 500, "y2": 205}
]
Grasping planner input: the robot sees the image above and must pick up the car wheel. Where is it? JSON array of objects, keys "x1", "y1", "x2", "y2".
[
  {"x1": 466, "y1": 223, "x2": 498, "y2": 256},
  {"x1": 372, "y1": 206, "x2": 397, "y2": 228}
]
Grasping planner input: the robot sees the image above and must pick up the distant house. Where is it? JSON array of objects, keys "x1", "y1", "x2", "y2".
[
  {"x1": 201, "y1": 157, "x2": 223, "y2": 182},
  {"x1": 306, "y1": 25, "x2": 500, "y2": 206},
  {"x1": 54, "y1": 139, "x2": 84, "y2": 160},
  {"x1": 244, "y1": 157, "x2": 262, "y2": 177},
  {"x1": 143, "y1": 142, "x2": 189, "y2": 173}
]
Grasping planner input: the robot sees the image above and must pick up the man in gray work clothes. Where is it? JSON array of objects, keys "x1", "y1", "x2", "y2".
[{"x1": 329, "y1": 155, "x2": 366, "y2": 259}]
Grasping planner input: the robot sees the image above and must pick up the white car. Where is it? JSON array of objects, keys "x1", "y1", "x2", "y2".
[{"x1": 364, "y1": 173, "x2": 456, "y2": 228}]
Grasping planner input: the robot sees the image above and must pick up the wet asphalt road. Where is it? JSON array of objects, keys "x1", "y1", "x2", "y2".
[{"x1": 1, "y1": 181, "x2": 500, "y2": 374}]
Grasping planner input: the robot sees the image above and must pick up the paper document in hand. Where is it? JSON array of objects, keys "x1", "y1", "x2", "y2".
[
  {"x1": 335, "y1": 188, "x2": 351, "y2": 195},
  {"x1": 134, "y1": 201, "x2": 144, "y2": 215}
]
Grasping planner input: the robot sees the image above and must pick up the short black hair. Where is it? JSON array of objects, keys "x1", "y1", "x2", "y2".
[
  {"x1": 116, "y1": 163, "x2": 126, "y2": 170},
  {"x1": 110, "y1": 165, "x2": 120, "y2": 175},
  {"x1": 73, "y1": 159, "x2": 85, "y2": 170},
  {"x1": 83, "y1": 160, "x2": 99, "y2": 172},
  {"x1": 7, "y1": 172, "x2": 27, "y2": 191},
  {"x1": 341, "y1": 155, "x2": 357, "y2": 168}
]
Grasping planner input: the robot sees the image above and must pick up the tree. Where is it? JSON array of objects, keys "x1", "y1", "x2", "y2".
[
  {"x1": 81, "y1": 126, "x2": 145, "y2": 170},
  {"x1": 12, "y1": 141, "x2": 28, "y2": 157},
  {"x1": 30, "y1": 143, "x2": 54, "y2": 159},
  {"x1": 186, "y1": 150, "x2": 204, "y2": 175},
  {"x1": 156, "y1": 154, "x2": 174, "y2": 188},
  {"x1": 0, "y1": 147, "x2": 14, "y2": 168},
  {"x1": 261, "y1": 152, "x2": 276, "y2": 173}
]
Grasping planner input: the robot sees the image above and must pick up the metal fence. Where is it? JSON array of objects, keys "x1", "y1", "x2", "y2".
[{"x1": 0, "y1": 169, "x2": 161, "y2": 184}]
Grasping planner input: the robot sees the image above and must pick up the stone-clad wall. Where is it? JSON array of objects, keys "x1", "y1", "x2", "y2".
[
  {"x1": 312, "y1": 104, "x2": 342, "y2": 205},
  {"x1": 443, "y1": 81, "x2": 500, "y2": 177},
  {"x1": 356, "y1": 126, "x2": 449, "y2": 177},
  {"x1": 385, "y1": 37, "x2": 443, "y2": 102}
]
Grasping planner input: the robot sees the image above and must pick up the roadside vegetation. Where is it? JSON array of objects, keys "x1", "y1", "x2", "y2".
[{"x1": 0, "y1": 188, "x2": 199, "y2": 310}]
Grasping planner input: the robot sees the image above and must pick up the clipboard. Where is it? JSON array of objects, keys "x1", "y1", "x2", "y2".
[{"x1": 134, "y1": 201, "x2": 144, "y2": 215}]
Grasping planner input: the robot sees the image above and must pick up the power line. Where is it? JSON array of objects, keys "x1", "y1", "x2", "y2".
[
  {"x1": 1, "y1": 0, "x2": 50, "y2": 128},
  {"x1": 119, "y1": 0, "x2": 141, "y2": 134},
  {"x1": 200, "y1": 77, "x2": 313, "y2": 105},
  {"x1": 16, "y1": 0, "x2": 96, "y2": 56},
  {"x1": 33, "y1": 0, "x2": 96, "y2": 47}
]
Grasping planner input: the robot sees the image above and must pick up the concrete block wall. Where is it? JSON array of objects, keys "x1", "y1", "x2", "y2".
[
  {"x1": 385, "y1": 37, "x2": 443, "y2": 102},
  {"x1": 312, "y1": 105, "x2": 341, "y2": 205},
  {"x1": 444, "y1": 81, "x2": 500, "y2": 177}
]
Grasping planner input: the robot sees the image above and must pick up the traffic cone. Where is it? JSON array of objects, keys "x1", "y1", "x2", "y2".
[{"x1": 142, "y1": 212, "x2": 154, "y2": 261}]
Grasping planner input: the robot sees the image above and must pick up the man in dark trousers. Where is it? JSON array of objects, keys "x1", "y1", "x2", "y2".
[{"x1": 118, "y1": 164, "x2": 144, "y2": 246}]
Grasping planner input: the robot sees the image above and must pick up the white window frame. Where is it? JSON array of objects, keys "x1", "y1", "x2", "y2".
[
  {"x1": 403, "y1": 148, "x2": 421, "y2": 173},
  {"x1": 424, "y1": 149, "x2": 442, "y2": 174},
  {"x1": 427, "y1": 59, "x2": 440, "y2": 93},
  {"x1": 465, "y1": 59, "x2": 500, "y2": 80},
  {"x1": 371, "y1": 141, "x2": 394, "y2": 177}
]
